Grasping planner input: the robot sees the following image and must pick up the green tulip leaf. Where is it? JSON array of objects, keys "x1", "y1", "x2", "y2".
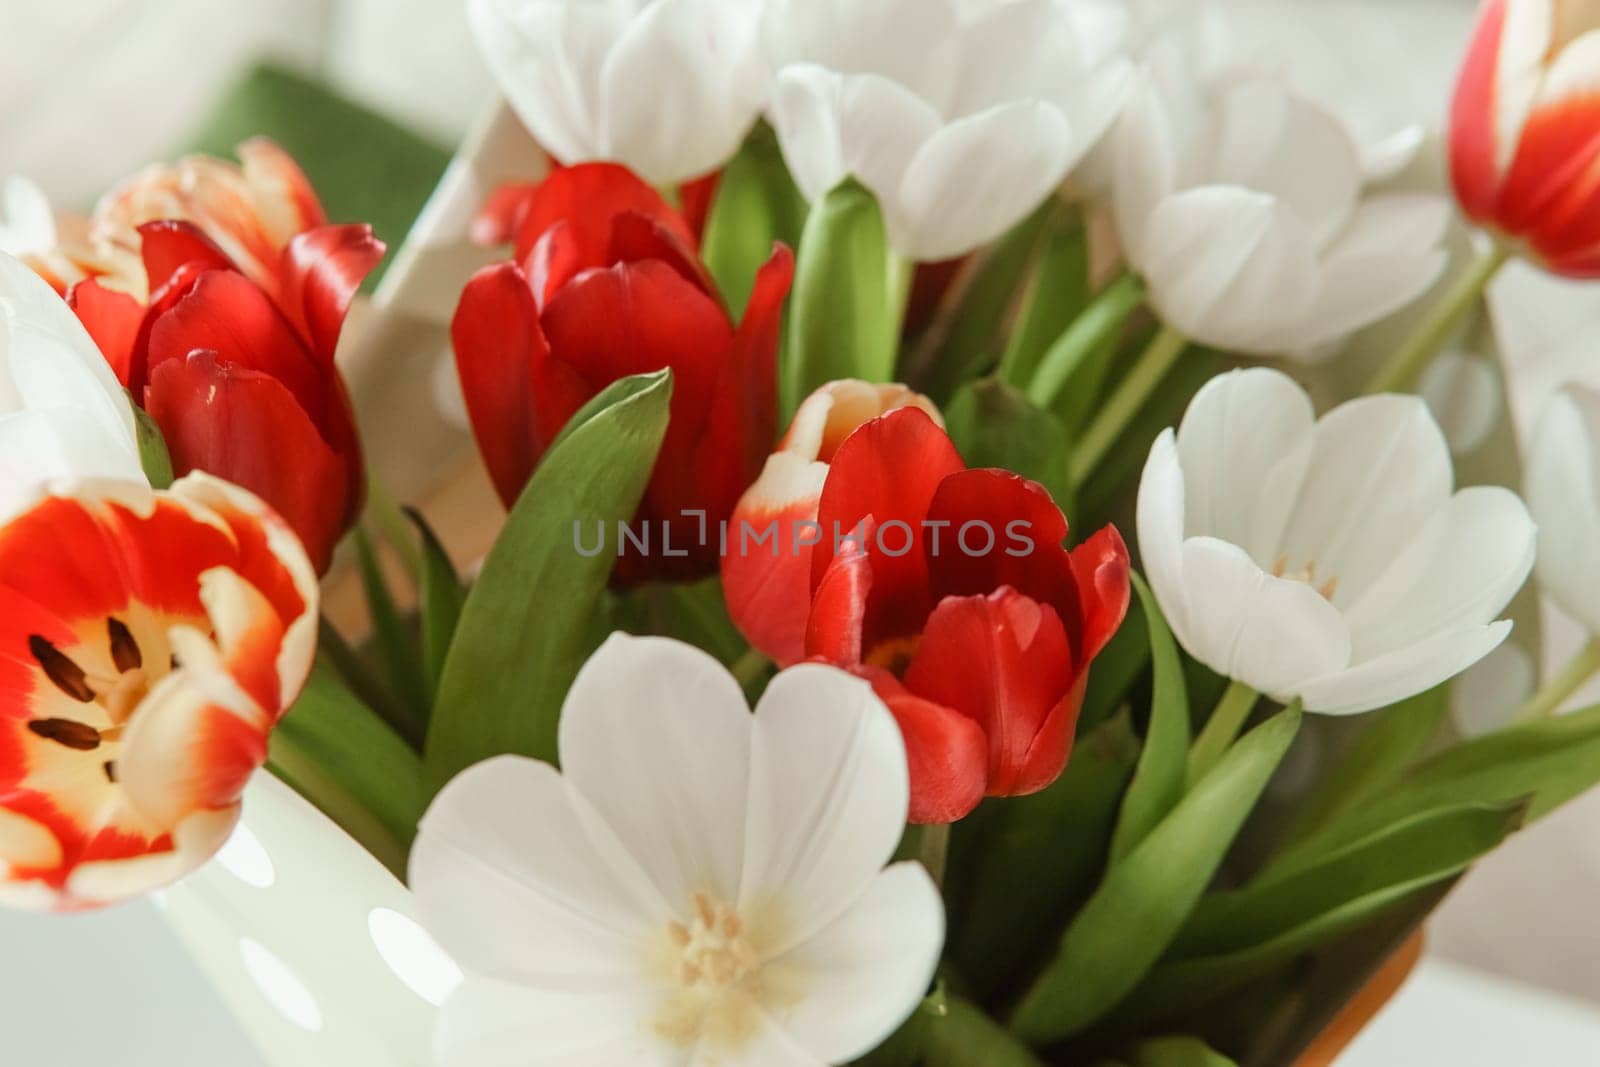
[
  {"x1": 1127, "y1": 1036, "x2": 1238, "y2": 1067},
  {"x1": 1079, "y1": 587, "x2": 1151, "y2": 733},
  {"x1": 1009, "y1": 706, "x2": 1302, "y2": 1044},
  {"x1": 1109, "y1": 573, "x2": 1192, "y2": 865},
  {"x1": 783, "y1": 179, "x2": 894, "y2": 417},
  {"x1": 424, "y1": 371, "x2": 672, "y2": 793},
  {"x1": 944, "y1": 378, "x2": 1073, "y2": 509},
  {"x1": 998, "y1": 220, "x2": 1090, "y2": 389},
  {"x1": 924, "y1": 994, "x2": 1045, "y2": 1067},
  {"x1": 405, "y1": 507, "x2": 467, "y2": 702},
  {"x1": 133, "y1": 403, "x2": 175, "y2": 489},
  {"x1": 702, "y1": 124, "x2": 806, "y2": 319},
  {"x1": 353, "y1": 527, "x2": 427, "y2": 748},
  {"x1": 945, "y1": 711, "x2": 1140, "y2": 1004}
]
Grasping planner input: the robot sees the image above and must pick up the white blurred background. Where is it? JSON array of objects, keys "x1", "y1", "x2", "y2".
[{"x1": 8, "y1": 0, "x2": 1600, "y2": 1063}]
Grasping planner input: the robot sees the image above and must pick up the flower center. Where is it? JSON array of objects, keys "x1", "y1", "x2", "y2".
[
  {"x1": 24, "y1": 616, "x2": 168, "y2": 782},
  {"x1": 865, "y1": 635, "x2": 921, "y2": 676},
  {"x1": 667, "y1": 891, "x2": 759, "y2": 992},
  {"x1": 1272, "y1": 554, "x2": 1339, "y2": 601}
]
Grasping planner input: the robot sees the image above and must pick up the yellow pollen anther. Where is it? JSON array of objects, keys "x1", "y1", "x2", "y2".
[
  {"x1": 1271, "y1": 555, "x2": 1339, "y2": 601},
  {"x1": 669, "y1": 892, "x2": 760, "y2": 994}
]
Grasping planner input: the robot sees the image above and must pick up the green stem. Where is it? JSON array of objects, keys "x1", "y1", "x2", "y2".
[
  {"x1": 925, "y1": 994, "x2": 1045, "y2": 1066},
  {"x1": 1025, "y1": 272, "x2": 1145, "y2": 410},
  {"x1": 1188, "y1": 679, "x2": 1260, "y2": 786},
  {"x1": 887, "y1": 251, "x2": 915, "y2": 345},
  {"x1": 1363, "y1": 245, "x2": 1510, "y2": 395},
  {"x1": 1513, "y1": 639, "x2": 1600, "y2": 723},
  {"x1": 730, "y1": 647, "x2": 771, "y2": 689},
  {"x1": 365, "y1": 470, "x2": 422, "y2": 582},
  {"x1": 919, "y1": 822, "x2": 950, "y2": 886},
  {"x1": 1068, "y1": 323, "x2": 1187, "y2": 489}
]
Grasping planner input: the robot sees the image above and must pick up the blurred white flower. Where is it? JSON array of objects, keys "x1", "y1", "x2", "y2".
[
  {"x1": 0, "y1": 250, "x2": 145, "y2": 520},
  {"x1": 467, "y1": 0, "x2": 768, "y2": 185},
  {"x1": 1528, "y1": 385, "x2": 1600, "y2": 637},
  {"x1": 0, "y1": 177, "x2": 55, "y2": 259},
  {"x1": 1112, "y1": 41, "x2": 1449, "y2": 357},
  {"x1": 766, "y1": 0, "x2": 1133, "y2": 260},
  {"x1": 411, "y1": 633, "x2": 943, "y2": 1067},
  {"x1": 1138, "y1": 368, "x2": 1535, "y2": 715}
]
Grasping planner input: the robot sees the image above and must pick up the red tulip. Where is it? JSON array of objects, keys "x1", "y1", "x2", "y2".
[
  {"x1": 0, "y1": 475, "x2": 317, "y2": 910},
  {"x1": 722, "y1": 380, "x2": 944, "y2": 666},
  {"x1": 732, "y1": 404, "x2": 1130, "y2": 824},
  {"x1": 1451, "y1": 0, "x2": 1600, "y2": 275},
  {"x1": 67, "y1": 144, "x2": 382, "y2": 574},
  {"x1": 452, "y1": 162, "x2": 793, "y2": 585}
]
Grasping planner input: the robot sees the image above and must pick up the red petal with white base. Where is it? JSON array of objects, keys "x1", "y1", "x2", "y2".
[
  {"x1": 0, "y1": 476, "x2": 314, "y2": 910},
  {"x1": 903, "y1": 588, "x2": 1079, "y2": 798},
  {"x1": 1449, "y1": 0, "x2": 1513, "y2": 221}
]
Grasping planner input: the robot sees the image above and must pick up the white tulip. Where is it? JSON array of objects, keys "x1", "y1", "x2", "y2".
[
  {"x1": 467, "y1": 0, "x2": 768, "y2": 185},
  {"x1": 0, "y1": 250, "x2": 145, "y2": 520},
  {"x1": 1138, "y1": 368, "x2": 1535, "y2": 715},
  {"x1": 1112, "y1": 50, "x2": 1450, "y2": 357},
  {"x1": 766, "y1": 0, "x2": 1134, "y2": 261},
  {"x1": 0, "y1": 177, "x2": 55, "y2": 259},
  {"x1": 411, "y1": 633, "x2": 943, "y2": 1067},
  {"x1": 1527, "y1": 385, "x2": 1600, "y2": 637}
]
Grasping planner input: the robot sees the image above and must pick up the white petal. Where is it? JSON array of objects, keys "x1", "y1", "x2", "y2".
[
  {"x1": 1343, "y1": 487, "x2": 1535, "y2": 660},
  {"x1": 758, "y1": 863, "x2": 942, "y2": 1065},
  {"x1": 410, "y1": 755, "x2": 669, "y2": 984},
  {"x1": 1493, "y1": 0, "x2": 1554, "y2": 176},
  {"x1": 1136, "y1": 430, "x2": 1194, "y2": 646},
  {"x1": 1140, "y1": 187, "x2": 1319, "y2": 353},
  {"x1": 598, "y1": 0, "x2": 765, "y2": 183},
  {"x1": 559, "y1": 634, "x2": 754, "y2": 913},
  {"x1": 0, "y1": 250, "x2": 138, "y2": 449},
  {"x1": 1111, "y1": 77, "x2": 1180, "y2": 265},
  {"x1": 1174, "y1": 367, "x2": 1316, "y2": 562},
  {"x1": 768, "y1": 66, "x2": 942, "y2": 215},
  {"x1": 1277, "y1": 395, "x2": 1454, "y2": 608},
  {"x1": 1205, "y1": 81, "x2": 1362, "y2": 248},
  {"x1": 1297, "y1": 621, "x2": 1514, "y2": 716},
  {"x1": 0, "y1": 176, "x2": 56, "y2": 256},
  {"x1": 695, "y1": 1014, "x2": 820, "y2": 1067},
  {"x1": 895, "y1": 100, "x2": 1075, "y2": 260},
  {"x1": 0, "y1": 409, "x2": 144, "y2": 522},
  {"x1": 1298, "y1": 194, "x2": 1451, "y2": 352},
  {"x1": 1172, "y1": 537, "x2": 1351, "y2": 699},
  {"x1": 467, "y1": 0, "x2": 618, "y2": 165},
  {"x1": 1528, "y1": 385, "x2": 1600, "y2": 634},
  {"x1": 766, "y1": 0, "x2": 962, "y2": 111},
  {"x1": 740, "y1": 665, "x2": 907, "y2": 953},
  {"x1": 65, "y1": 806, "x2": 239, "y2": 906},
  {"x1": 435, "y1": 975, "x2": 684, "y2": 1067}
]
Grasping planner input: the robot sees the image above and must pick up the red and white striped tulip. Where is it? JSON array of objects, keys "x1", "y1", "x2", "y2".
[{"x1": 0, "y1": 475, "x2": 317, "y2": 910}]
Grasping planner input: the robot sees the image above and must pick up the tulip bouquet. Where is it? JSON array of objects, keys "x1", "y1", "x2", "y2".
[{"x1": 8, "y1": 0, "x2": 1600, "y2": 1064}]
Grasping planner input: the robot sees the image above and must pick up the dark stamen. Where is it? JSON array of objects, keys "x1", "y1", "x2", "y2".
[
  {"x1": 27, "y1": 718, "x2": 102, "y2": 751},
  {"x1": 107, "y1": 618, "x2": 141, "y2": 673},
  {"x1": 102, "y1": 761, "x2": 118, "y2": 783},
  {"x1": 27, "y1": 636, "x2": 93, "y2": 702}
]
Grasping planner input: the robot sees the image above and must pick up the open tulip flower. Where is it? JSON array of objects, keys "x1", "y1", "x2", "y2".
[
  {"x1": 726, "y1": 404, "x2": 1130, "y2": 824},
  {"x1": 722, "y1": 379, "x2": 942, "y2": 666},
  {"x1": 0, "y1": 251, "x2": 146, "y2": 519},
  {"x1": 63, "y1": 143, "x2": 382, "y2": 575},
  {"x1": 0, "y1": 474, "x2": 317, "y2": 910},
  {"x1": 454, "y1": 162, "x2": 793, "y2": 585},
  {"x1": 411, "y1": 634, "x2": 942, "y2": 1067},
  {"x1": 1113, "y1": 62, "x2": 1450, "y2": 356},
  {"x1": 766, "y1": 0, "x2": 1133, "y2": 261},
  {"x1": 1452, "y1": 0, "x2": 1600, "y2": 276},
  {"x1": 1139, "y1": 368, "x2": 1536, "y2": 714},
  {"x1": 467, "y1": 0, "x2": 768, "y2": 186}
]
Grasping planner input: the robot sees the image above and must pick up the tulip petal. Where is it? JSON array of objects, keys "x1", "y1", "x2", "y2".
[
  {"x1": 1137, "y1": 430, "x2": 1194, "y2": 647},
  {"x1": 1277, "y1": 394, "x2": 1453, "y2": 609},
  {"x1": 1070, "y1": 525, "x2": 1132, "y2": 667},
  {"x1": 759, "y1": 862, "x2": 943, "y2": 1064},
  {"x1": 812, "y1": 408, "x2": 965, "y2": 647},
  {"x1": 806, "y1": 536, "x2": 874, "y2": 666},
  {"x1": 434, "y1": 976, "x2": 680, "y2": 1067},
  {"x1": 67, "y1": 278, "x2": 144, "y2": 387},
  {"x1": 557, "y1": 634, "x2": 753, "y2": 911},
  {"x1": 1450, "y1": 0, "x2": 1523, "y2": 218},
  {"x1": 137, "y1": 220, "x2": 235, "y2": 294},
  {"x1": 0, "y1": 410, "x2": 144, "y2": 523},
  {"x1": 1343, "y1": 487, "x2": 1535, "y2": 660},
  {"x1": 742, "y1": 665, "x2": 908, "y2": 951},
  {"x1": 1112, "y1": 78, "x2": 1182, "y2": 266},
  {"x1": 509, "y1": 163, "x2": 697, "y2": 270},
  {"x1": 451, "y1": 262, "x2": 548, "y2": 507},
  {"x1": 1175, "y1": 536, "x2": 1352, "y2": 700},
  {"x1": 279, "y1": 223, "x2": 385, "y2": 365},
  {"x1": 1297, "y1": 622, "x2": 1514, "y2": 716},
  {"x1": 861, "y1": 669, "x2": 987, "y2": 824},
  {"x1": 897, "y1": 100, "x2": 1075, "y2": 260},
  {"x1": 1528, "y1": 385, "x2": 1600, "y2": 634},
  {"x1": 145, "y1": 352, "x2": 351, "y2": 574},
  {"x1": 723, "y1": 453, "x2": 826, "y2": 666},
  {"x1": 411, "y1": 755, "x2": 671, "y2": 986},
  {"x1": 905, "y1": 589, "x2": 1077, "y2": 796},
  {"x1": 1175, "y1": 367, "x2": 1316, "y2": 562}
]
